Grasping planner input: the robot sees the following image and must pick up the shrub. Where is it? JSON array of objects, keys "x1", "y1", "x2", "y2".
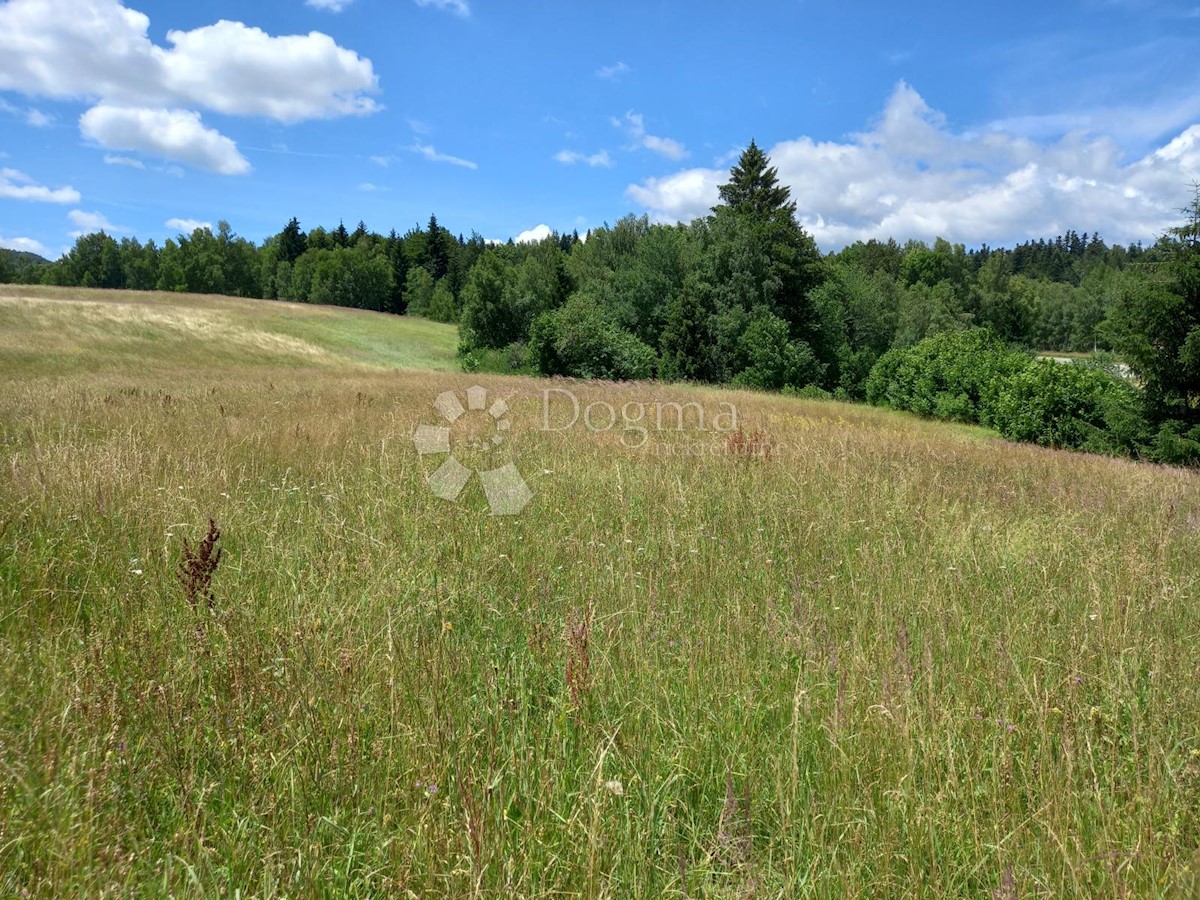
[
  {"x1": 990, "y1": 360, "x2": 1145, "y2": 452},
  {"x1": 528, "y1": 294, "x2": 656, "y2": 381},
  {"x1": 864, "y1": 329, "x2": 1029, "y2": 426},
  {"x1": 731, "y1": 309, "x2": 825, "y2": 391}
]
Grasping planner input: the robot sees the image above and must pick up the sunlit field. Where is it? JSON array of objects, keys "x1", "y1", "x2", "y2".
[{"x1": 2, "y1": 287, "x2": 1199, "y2": 897}]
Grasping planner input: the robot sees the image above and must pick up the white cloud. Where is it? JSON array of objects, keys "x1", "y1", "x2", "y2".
[
  {"x1": 158, "y1": 22, "x2": 379, "y2": 122},
  {"x1": 554, "y1": 149, "x2": 614, "y2": 168},
  {"x1": 407, "y1": 117, "x2": 431, "y2": 135},
  {"x1": 0, "y1": 0, "x2": 379, "y2": 172},
  {"x1": 413, "y1": 0, "x2": 470, "y2": 16},
  {"x1": 626, "y1": 81, "x2": 1200, "y2": 249},
  {"x1": 596, "y1": 61, "x2": 630, "y2": 80},
  {"x1": 1, "y1": 97, "x2": 53, "y2": 128},
  {"x1": 81, "y1": 105, "x2": 251, "y2": 175},
  {"x1": 357, "y1": 182, "x2": 388, "y2": 191},
  {"x1": 0, "y1": 1, "x2": 379, "y2": 121},
  {"x1": 103, "y1": 153, "x2": 145, "y2": 169},
  {"x1": 616, "y1": 111, "x2": 688, "y2": 160},
  {"x1": 411, "y1": 141, "x2": 477, "y2": 170},
  {"x1": 0, "y1": 167, "x2": 81, "y2": 203},
  {"x1": 166, "y1": 217, "x2": 212, "y2": 233},
  {"x1": 515, "y1": 224, "x2": 552, "y2": 244},
  {"x1": 68, "y1": 208, "x2": 127, "y2": 236},
  {"x1": 0, "y1": 234, "x2": 50, "y2": 257},
  {"x1": 306, "y1": 0, "x2": 353, "y2": 10}
]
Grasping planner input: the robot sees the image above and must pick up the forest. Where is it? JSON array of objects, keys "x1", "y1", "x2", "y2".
[{"x1": 4, "y1": 142, "x2": 1198, "y2": 464}]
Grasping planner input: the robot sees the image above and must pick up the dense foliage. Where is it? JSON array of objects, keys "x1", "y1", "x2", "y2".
[{"x1": 4, "y1": 148, "x2": 1196, "y2": 464}]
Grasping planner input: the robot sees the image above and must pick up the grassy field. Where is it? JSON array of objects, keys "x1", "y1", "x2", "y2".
[
  {"x1": 2, "y1": 287, "x2": 1199, "y2": 897},
  {"x1": 0, "y1": 285, "x2": 460, "y2": 376}
]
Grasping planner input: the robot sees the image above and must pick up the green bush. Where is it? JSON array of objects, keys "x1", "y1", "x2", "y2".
[
  {"x1": 528, "y1": 294, "x2": 656, "y2": 381},
  {"x1": 990, "y1": 360, "x2": 1146, "y2": 452},
  {"x1": 864, "y1": 329, "x2": 1029, "y2": 425},
  {"x1": 731, "y1": 309, "x2": 825, "y2": 391}
]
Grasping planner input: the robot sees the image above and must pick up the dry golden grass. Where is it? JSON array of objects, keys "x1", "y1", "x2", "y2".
[{"x1": 1, "y1": 287, "x2": 1199, "y2": 896}]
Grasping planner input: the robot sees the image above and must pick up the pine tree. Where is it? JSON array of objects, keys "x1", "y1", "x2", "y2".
[
  {"x1": 709, "y1": 140, "x2": 826, "y2": 358},
  {"x1": 278, "y1": 218, "x2": 307, "y2": 265},
  {"x1": 715, "y1": 139, "x2": 796, "y2": 221},
  {"x1": 426, "y1": 214, "x2": 450, "y2": 281}
]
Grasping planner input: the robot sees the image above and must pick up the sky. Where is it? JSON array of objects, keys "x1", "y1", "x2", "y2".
[{"x1": 1, "y1": 0, "x2": 1199, "y2": 260}]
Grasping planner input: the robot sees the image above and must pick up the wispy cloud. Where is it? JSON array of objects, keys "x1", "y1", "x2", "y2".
[
  {"x1": 413, "y1": 0, "x2": 469, "y2": 17},
  {"x1": 410, "y1": 141, "x2": 477, "y2": 170},
  {"x1": 104, "y1": 154, "x2": 146, "y2": 169},
  {"x1": 0, "y1": 167, "x2": 80, "y2": 204},
  {"x1": 614, "y1": 111, "x2": 688, "y2": 160},
  {"x1": 357, "y1": 182, "x2": 389, "y2": 191},
  {"x1": 1, "y1": 98, "x2": 54, "y2": 128},
  {"x1": 595, "y1": 61, "x2": 630, "y2": 80},
  {"x1": 306, "y1": 0, "x2": 353, "y2": 10},
  {"x1": 407, "y1": 117, "x2": 432, "y2": 135},
  {"x1": 554, "y1": 149, "x2": 614, "y2": 168}
]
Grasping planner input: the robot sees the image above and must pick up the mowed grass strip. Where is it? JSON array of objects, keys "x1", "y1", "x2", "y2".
[
  {"x1": 1, "y1": 288, "x2": 1199, "y2": 897},
  {"x1": 0, "y1": 285, "x2": 460, "y2": 376}
]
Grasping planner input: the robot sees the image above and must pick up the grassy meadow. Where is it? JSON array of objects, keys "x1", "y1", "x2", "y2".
[{"x1": 2, "y1": 287, "x2": 1200, "y2": 897}]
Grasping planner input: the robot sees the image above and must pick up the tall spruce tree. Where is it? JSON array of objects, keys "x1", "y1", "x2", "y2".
[
  {"x1": 278, "y1": 218, "x2": 307, "y2": 265},
  {"x1": 715, "y1": 139, "x2": 796, "y2": 222},
  {"x1": 708, "y1": 140, "x2": 827, "y2": 374}
]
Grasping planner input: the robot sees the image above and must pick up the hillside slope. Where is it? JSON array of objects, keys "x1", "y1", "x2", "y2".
[{"x1": 0, "y1": 284, "x2": 459, "y2": 378}]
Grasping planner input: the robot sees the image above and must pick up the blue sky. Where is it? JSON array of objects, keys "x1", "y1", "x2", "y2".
[{"x1": 1, "y1": 0, "x2": 1199, "y2": 260}]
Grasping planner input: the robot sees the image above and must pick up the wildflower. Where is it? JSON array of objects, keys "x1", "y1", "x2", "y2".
[
  {"x1": 604, "y1": 779, "x2": 624, "y2": 796},
  {"x1": 441, "y1": 621, "x2": 453, "y2": 633}
]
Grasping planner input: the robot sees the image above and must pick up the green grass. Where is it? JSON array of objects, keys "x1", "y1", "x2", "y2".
[
  {"x1": 0, "y1": 285, "x2": 460, "y2": 377},
  {"x1": 2, "y1": 287, "x2": 1200, "y2": 897}
]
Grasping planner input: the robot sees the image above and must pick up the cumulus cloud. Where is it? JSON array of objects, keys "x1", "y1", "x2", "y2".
[
  {"x1": 411, "y1": 141, "x2": 477, "y2": 170},
  {"x1": 0, "y1": 167, "x2": 81, "y2": 203},
  {"x1": 515, "y1": 224, "x2": 553, "y2": 244},
  {"x1": 554, "y1": 149, "x2": 613, "y2": 168},
  {"x1": 616, "y1": 111, "x2": 687, "y2": 160},
  {"x1": 413, "y1": 0, "x2": 470, "y2": 16},
  {"x1": 166, "y1": 217, "x2": 212, "y2": 233},
  {"x1": 0, "y1": 0, "x2": 379, "y2": 172},
  {"x1": 595, "y1": 61, "x2": 630, "y2": 80},
  {"x1": 81, "y1": 105, "x2": 251, "y2": 175},
  {"x1": 68, "y1": 208, "x2": 127, "y2": 236},
  {"x1": 0, "y1": 234, "x2": 51, "y2": 256},
  {"x1": 626, "y1": 81, "x2": 1200, "y2": 249}
]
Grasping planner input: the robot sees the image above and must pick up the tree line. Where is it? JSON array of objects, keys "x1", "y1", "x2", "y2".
[{"x1": 3, "y1": 142, "x2": 1196, "y2": 463}]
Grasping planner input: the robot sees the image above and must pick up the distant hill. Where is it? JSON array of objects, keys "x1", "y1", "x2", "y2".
[{"x1": 1, "y1": 247, "x2": 51, "y2": 270}]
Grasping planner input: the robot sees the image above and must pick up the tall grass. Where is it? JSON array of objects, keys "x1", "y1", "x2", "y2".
[{"x1": 1, "y1": 288, "x2": 1199, "y2": 896}]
